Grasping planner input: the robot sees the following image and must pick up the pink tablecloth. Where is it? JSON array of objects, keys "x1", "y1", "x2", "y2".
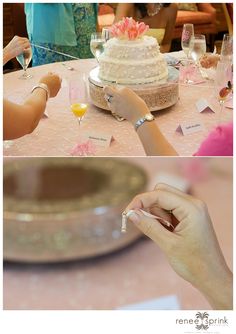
[
  {"x1": 3, "y1": 57, "x2": 233, "y2": 157},
  {"x1": 3, "y1": 158, "x2": 233, "y2": 310}
]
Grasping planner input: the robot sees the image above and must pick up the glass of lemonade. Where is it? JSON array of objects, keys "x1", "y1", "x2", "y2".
[
  {"x1": 69, "y1": 76, "x2": 88, "y2": 127},
  {"x1": 16, "y1": 47, "x2": 32, "y2": 79},
  {"x1": 90, "y1": 32, "x2": 106, "y2": 62}
]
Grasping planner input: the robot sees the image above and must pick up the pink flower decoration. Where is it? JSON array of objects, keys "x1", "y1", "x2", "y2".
[
  {"x1": 70, "y1": 140, "x2": 96, "y2": 156},
  {"x1": 110, "y1": 17, "x2": 149, "y2": 40}
]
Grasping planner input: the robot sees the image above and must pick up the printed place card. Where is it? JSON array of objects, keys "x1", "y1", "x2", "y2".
[
  {"x1": 196, "y1": 98, "x2": 215, "y2": 113},
  {"x1": 82, "y1": 131, "x2": 114, "y2": 149},
  {"x1": 176, "y1": 122, "x2": 204, "y2": 136}
]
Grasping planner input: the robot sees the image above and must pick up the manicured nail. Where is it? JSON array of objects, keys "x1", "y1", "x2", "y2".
[{"x1": 126, "y1": 210, "x2": 140, "y2": 224}]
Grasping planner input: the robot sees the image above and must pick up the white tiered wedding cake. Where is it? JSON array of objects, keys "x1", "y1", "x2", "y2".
[{"x1": 98, "y1": 18, "x2": 168, "y2": 85}]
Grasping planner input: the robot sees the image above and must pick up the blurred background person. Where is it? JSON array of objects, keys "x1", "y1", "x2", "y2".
[
  {"x1": 114, "y1": 3, "x2": 177, "y2": 52},
  {"x1": 24, "y1": 3, "x2": 98, "y2": 66}
]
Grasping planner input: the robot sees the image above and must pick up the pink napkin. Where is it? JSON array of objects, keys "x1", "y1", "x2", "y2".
[
  {"x1": 70, "y1": 139, "x2": 96, "y2": 156},
  {"x1": 179, "y1": 64, "x2": 206, "y2": 84}
]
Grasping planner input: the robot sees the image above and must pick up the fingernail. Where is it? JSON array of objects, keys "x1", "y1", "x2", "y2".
[{"x1": 126, "y1": 210, "x2": 140, "y2": 224}]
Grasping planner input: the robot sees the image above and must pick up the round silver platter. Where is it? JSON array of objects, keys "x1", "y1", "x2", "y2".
[
  {"x1": 4, "y1": 158, "x2": 147, "y2": 263},
  {"x1": 89, "y1": 66, "x2": 179, "y2": 112}
]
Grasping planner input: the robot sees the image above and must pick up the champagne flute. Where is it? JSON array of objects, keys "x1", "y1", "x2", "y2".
[
  {"x1": 69, "y1": 76, "x2": 88, "y2": 127},
  {"x1": 181, "y1": 23, "x2": 194, "y2": 59},
  {"x1": 214, "y1": 61, "x2": 232, "y2": 124},
  {"x1": 16, "y1": 47, "x2": 32, "y2": 79},
  {"x1": 220, "y1": 34, "x2": 233, "y2": 63},
  {"x1": 90, "y1": 32, "x2": 106, "y2": 62}
]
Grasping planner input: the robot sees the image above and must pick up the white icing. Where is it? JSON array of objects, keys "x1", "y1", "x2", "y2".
[{"x1": 98, "y1": 36, "x2": 168, "y2": 85}]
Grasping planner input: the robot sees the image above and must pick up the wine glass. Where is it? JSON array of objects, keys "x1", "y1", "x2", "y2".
[
  {"x1": 214, "y1": 61, "x2": 232, "y2": 124},
  {"x1": 181, "y1": 23, "x2": 194, "y2": 59},
  {"x1": 220, "y1": 34, "x2": 233, "y2": 63},
  {"x1": 69, "y1": 75, "x2": 88, "y2": 127},
  {"x1": 190, "y1": 34, "x2": 206, "y2": 64},
  {"x1": 90, "y1": 33, "x2": 106, "y2": 61},
  {"x1": 16, "y1": 47, "x2": 32, "y2": 79}
]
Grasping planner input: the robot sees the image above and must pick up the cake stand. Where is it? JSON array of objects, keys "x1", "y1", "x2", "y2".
[
  {"x1": 4, "y1": 158, "x2": 147, "y2": 262},
  {"x1": 88, "y1": 66, "x2": 179, "y2": 113}
]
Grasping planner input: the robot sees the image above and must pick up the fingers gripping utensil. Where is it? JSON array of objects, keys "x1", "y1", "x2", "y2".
[{"x1": 121, "y1": 209, "x2": 174, "y2": 233}]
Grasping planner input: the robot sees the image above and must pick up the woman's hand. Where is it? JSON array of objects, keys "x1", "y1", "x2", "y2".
[
  {"x1": 39, "y1": 73, "x2": 62, "y2": 97},
  {"x1": 3, "y1": 36, "x2": 31, "y2": 64},
  {"x1": 125, "y1": 183, "x2": 232, "y2": 309},
  {"x1": 103, "y1": 86, "x2": 149, "y2": 124},
  {"x1": 200, "y1": 54, "x2": 220, "y2": 68}
]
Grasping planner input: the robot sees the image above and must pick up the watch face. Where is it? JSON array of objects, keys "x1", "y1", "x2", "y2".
[{"x1": 146, "y1": 114, "x2": 154, "y2": 121}]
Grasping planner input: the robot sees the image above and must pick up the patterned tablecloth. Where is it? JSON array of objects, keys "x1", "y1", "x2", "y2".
[{"x1": 3, "y1": 54, "x2": 233, "y2": 157}]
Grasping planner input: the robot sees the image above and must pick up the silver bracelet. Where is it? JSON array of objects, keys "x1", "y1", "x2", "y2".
[{"x1": 31, "y1": 83, "x2": 50, "y2": 101}]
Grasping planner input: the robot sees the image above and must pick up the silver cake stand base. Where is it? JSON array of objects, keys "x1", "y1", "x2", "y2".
[{"x1": 88, "y1": 66, "x2": 179, "y2": 113}]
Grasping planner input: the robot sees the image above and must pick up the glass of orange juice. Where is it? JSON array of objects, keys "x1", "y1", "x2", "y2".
[{"x1": 69, "y1": 75, "x2": 88, "y2": 126}]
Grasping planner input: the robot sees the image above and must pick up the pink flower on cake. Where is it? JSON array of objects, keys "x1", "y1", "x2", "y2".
[{"x1": 110, "y1": 17, "x2": 149, "y2": 40}]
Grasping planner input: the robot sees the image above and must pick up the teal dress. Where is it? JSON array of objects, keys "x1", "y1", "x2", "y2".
[{"x1": 25, "y1": 3, "x2": 98, "y2": 66}]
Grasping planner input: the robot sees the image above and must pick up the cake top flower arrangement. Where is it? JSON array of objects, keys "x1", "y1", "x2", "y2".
[{"x1": 110, "y1": 17, "x2": 149, "y2": 40}]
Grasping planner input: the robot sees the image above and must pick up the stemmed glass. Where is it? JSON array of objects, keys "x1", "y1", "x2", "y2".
[
  {"x1": 69, "y1": 75, "x2": 88, "y2": 127},
  {"x1": 190, "y1": 34, "x2": 207, "y2": 79},
  {"x1": 16, "y1": 46, "x2": 32, "y2": 79},
  {"x1": 181, "y1": 23, "x2": 194, "y2": 59},
  {"x1": 90, "y1": 32, "x2": 106, "y2": 61},
  {"x1": 181, "y1": 24, "x2": 194, "y2": 83},
  {"x1": 220, "y1": 34, "x2": 233, "y2": 63},
  {"x1": 214, "y1": 61, "x2": 232, "y2": 124}
]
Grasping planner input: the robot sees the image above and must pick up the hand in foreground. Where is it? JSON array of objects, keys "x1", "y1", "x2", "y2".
[
  {"x1": 125, "y1": 183, "x2": 232, "y2": 309},
  {"x1": 104, "y1": 86, "x2": 149, "y2": 124},
  {"x1": 4, "y1": 35, "x2": 31, "y2": 60},
  {"x1": 200, "y1": 54, "x2": 220, "y2": 69},
  {"x1": 39, "y1": 73, "x2": 62, "y2": 97}
]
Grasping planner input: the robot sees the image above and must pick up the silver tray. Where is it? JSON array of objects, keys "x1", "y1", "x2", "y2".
[{"x1": 4, "y1": 158, "x2": 147, "y2": 263}]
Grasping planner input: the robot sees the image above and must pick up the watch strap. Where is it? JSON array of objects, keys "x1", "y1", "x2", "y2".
[{"x1": 134, "y1": 114, "x2": 154, "y2": 131}]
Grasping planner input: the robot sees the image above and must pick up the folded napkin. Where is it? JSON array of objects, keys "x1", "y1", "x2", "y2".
[{"x1": 70, "y1": 139, "x2": 96, "y2": 156}]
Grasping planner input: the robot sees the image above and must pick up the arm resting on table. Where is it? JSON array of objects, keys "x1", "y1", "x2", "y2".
[{"x1": 3, "y1": 89, "x2": 47, "y2": 140}]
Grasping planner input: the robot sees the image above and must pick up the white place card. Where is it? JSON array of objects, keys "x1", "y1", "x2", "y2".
[
  {"x1": 176, "y1": 122, "x2": 204, "y2": 136},
  {"x1": 82, "y1": 131, "x2": 114, "y2": 149},
  {"x1": 196, "y1": 98, "x2": 215, "y2": 113}
]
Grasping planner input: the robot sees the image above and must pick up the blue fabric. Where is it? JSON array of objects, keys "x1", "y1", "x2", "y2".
[
  {"x1": 25, "y1": 3, "x2": 98, "y2": 65},
  {"x1": 25, "y1": 3, "x2": 77, "y2": 46}
]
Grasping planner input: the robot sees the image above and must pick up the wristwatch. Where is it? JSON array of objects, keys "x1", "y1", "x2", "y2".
[
  {"x1": 31, "y1": 83, "x2": 50, "y2": 101},
  {"x1": 134, "y1": 113, "x2": 155, "y2": 131}
]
